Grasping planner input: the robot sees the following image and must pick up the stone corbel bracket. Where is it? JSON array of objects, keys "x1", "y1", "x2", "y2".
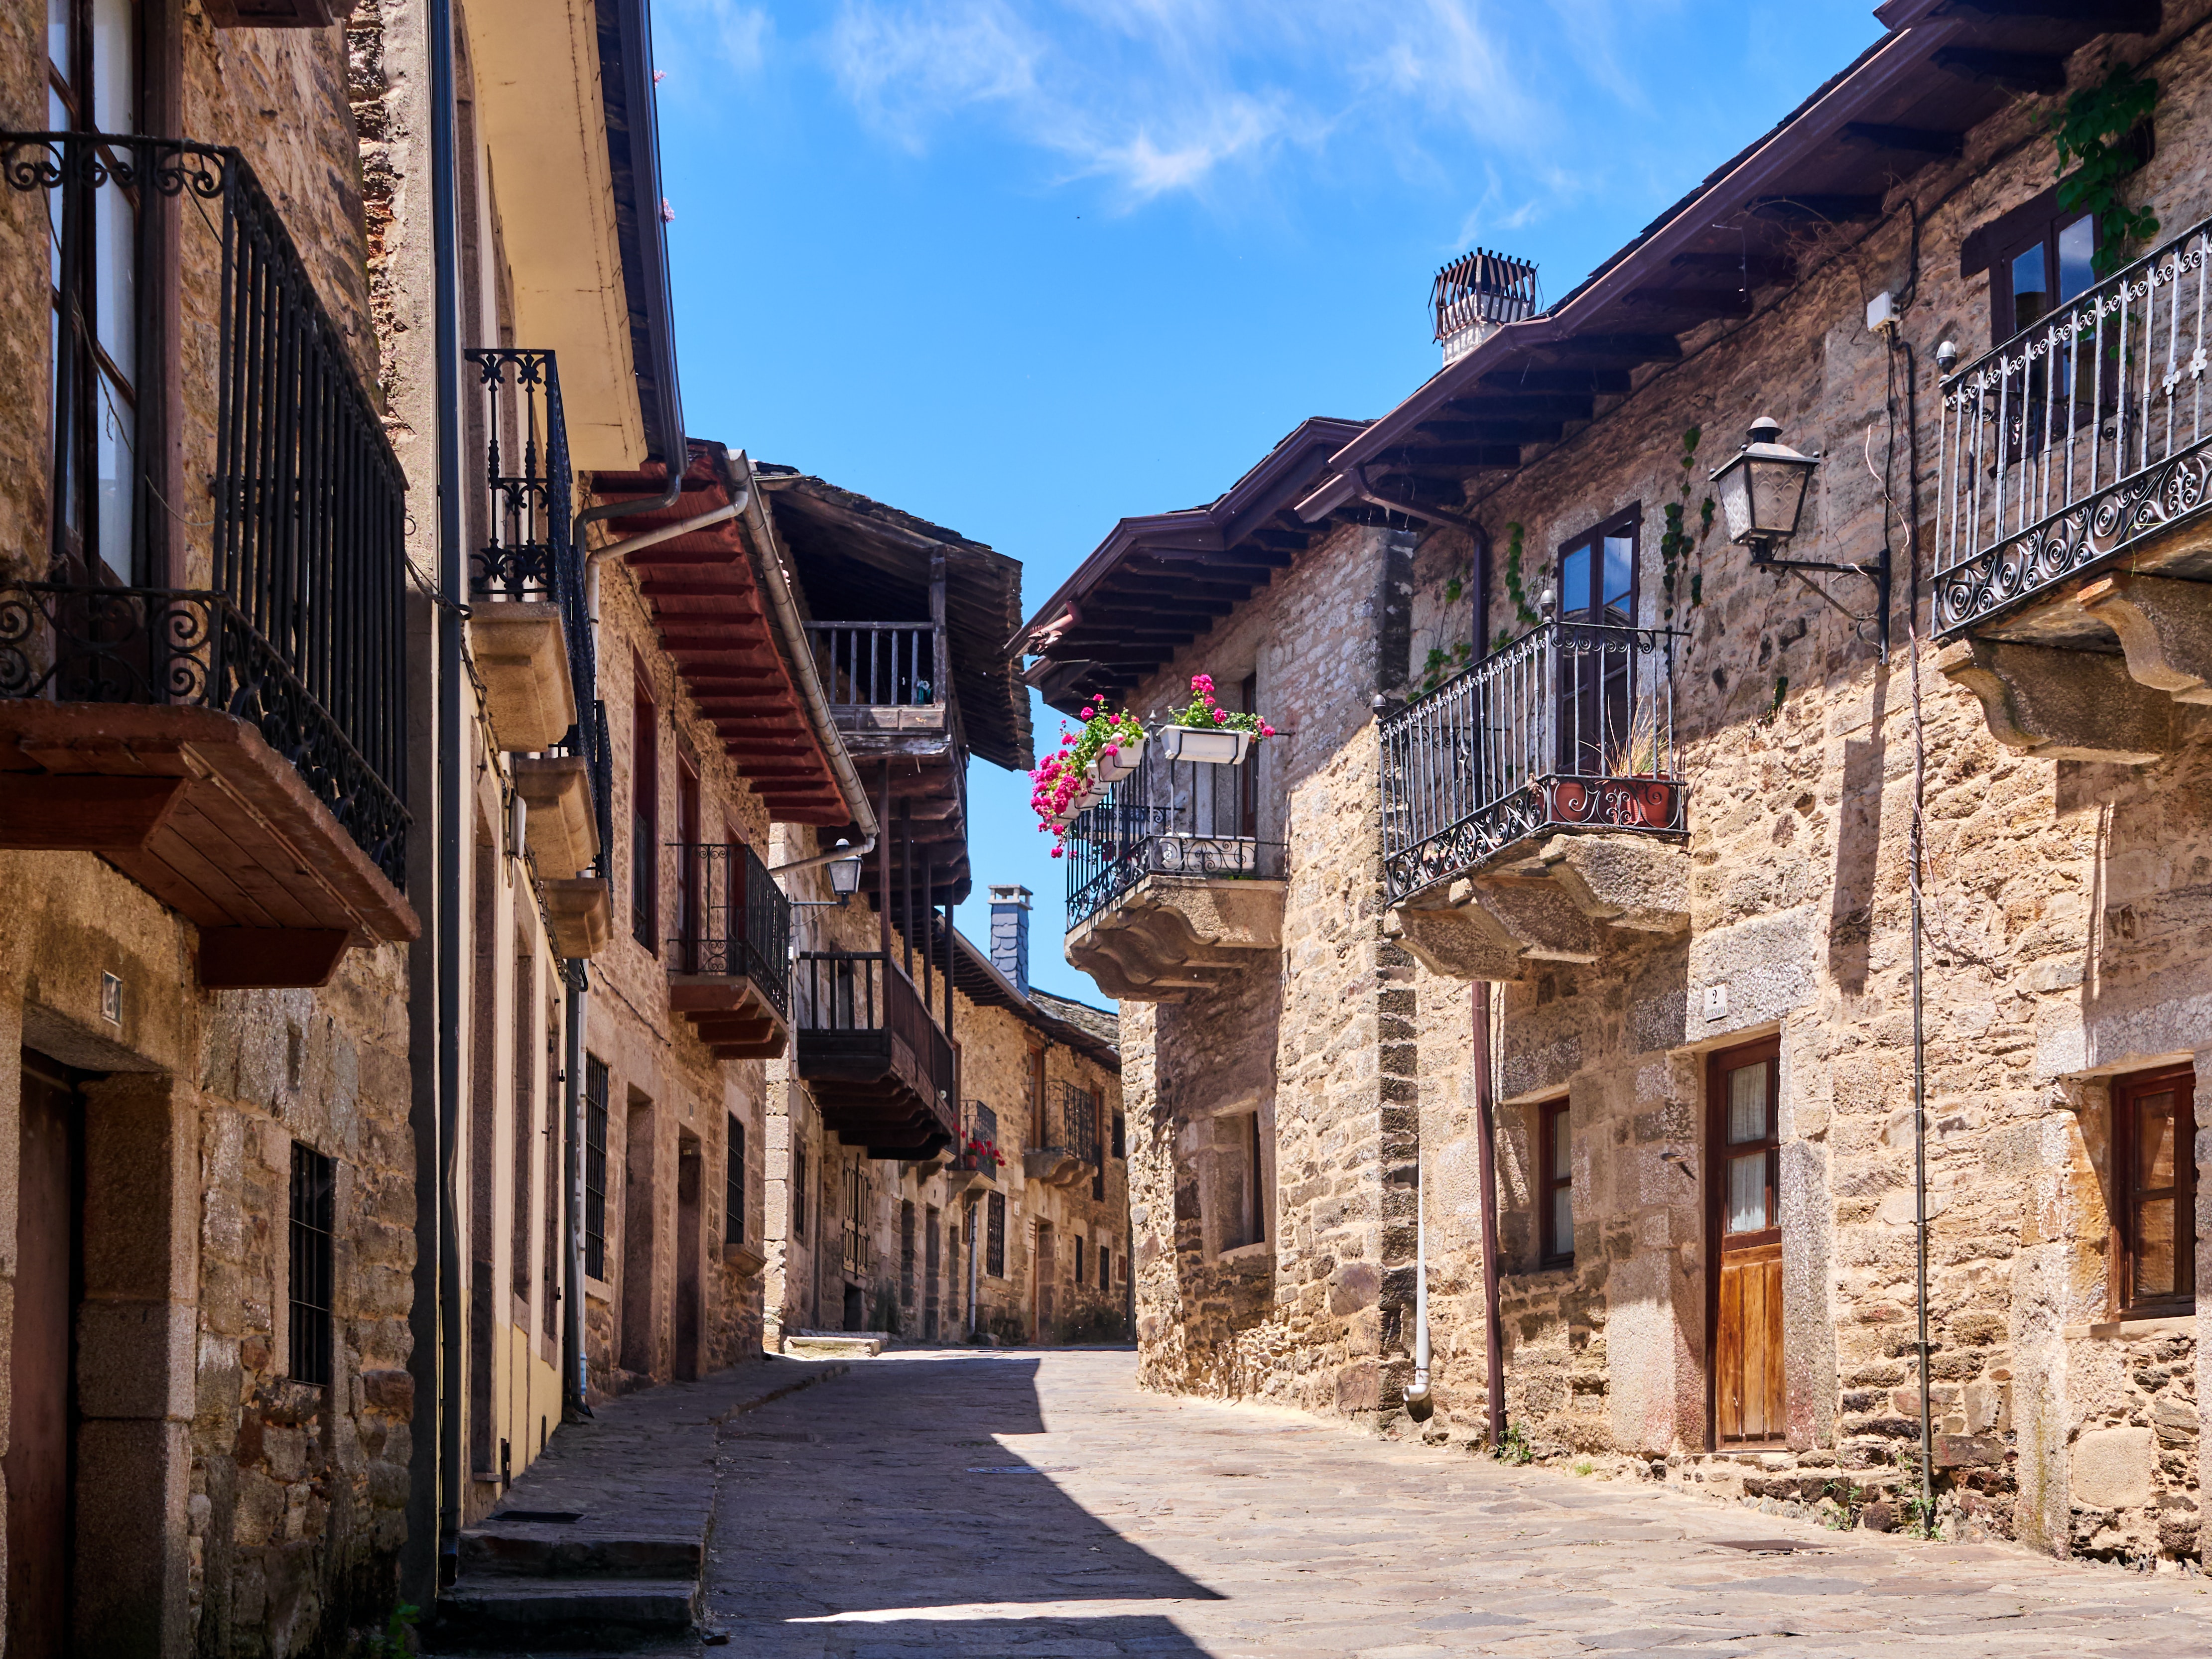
[
  {"x1": 1384, "y1": 832, "x2": 1689, "y2": 980},
  {"x1": 2075, "y1": 572, "x2": 2212, "y2": 706},
  {"x1": 1936, "y1": 637, "x2": 2181, "y2": 765},
  {"x1": 1064, "y1": 873, "x2": 1288, "y2": 1002}
]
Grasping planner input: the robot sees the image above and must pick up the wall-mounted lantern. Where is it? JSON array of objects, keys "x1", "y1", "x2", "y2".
[
  {"x1": 1710, "y1": 413, "x2": 1891, "y2": 662},
  {"x1": 786, "y1": 839, "x2": 865, "y2": 909},
  {"x1": 1710, "y1": 416, "x2": 1819, "y2": 562}
]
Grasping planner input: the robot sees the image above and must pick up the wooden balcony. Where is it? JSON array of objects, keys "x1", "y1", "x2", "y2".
[
  {"x1": 793, "y1": 950, "x2": 956, "y2": 1158},
  {"x1": 666, "y1": 842, "x2": 792, "y2": 1061},
  {"x1": 0, "y1": 133, "x2": 414, "y2": 988}
]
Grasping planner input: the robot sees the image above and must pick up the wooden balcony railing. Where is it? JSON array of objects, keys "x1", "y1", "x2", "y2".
[
  {"x1": 1934, "y1": 215, "x2": 2212, "y2": 636},
  {"x1": 794, "y1": 950, "x2": 955, "y2": 1102},
  {"x1": 805, "y1": 621, "x2": 944, "y2": 709},
  {"x1": 1379, "y1": 621, "x2": 1685, "y2": 901}
]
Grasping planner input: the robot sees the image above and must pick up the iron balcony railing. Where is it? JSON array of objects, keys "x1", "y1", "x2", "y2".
[
  {"x1": 467, "y1": 347, "x2": 609, "y2": 872},
  {"x1": 667, "y1": 840, "x2": 792, "y2": 1017},
  {"x1": 805, "y1": 621, "x2": 944, "y2": 709},
  {"x1": 1934, "y1": 215, "x2": 2212, "y2": 636},
  {"x1": 793, "y1": 949, "x2": 957, "y2": 1104},
  {"x1": 1064, "y1": 744, "x2": 1284, "y2": 927},
  {"x1": 1034, "y1": 1081, "x2": 1099, "y2": 1166},
  {"x1": 0, "y1": 133, "x2": 407, "y2": 885},
  {"x1": 1379, "y1": 621, "x2": 1685, "y2": 902}
]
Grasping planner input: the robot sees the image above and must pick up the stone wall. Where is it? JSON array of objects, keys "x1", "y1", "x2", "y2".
[{"x1": 1110, "y1": 3, "x2": 2212, "y2": 1569}]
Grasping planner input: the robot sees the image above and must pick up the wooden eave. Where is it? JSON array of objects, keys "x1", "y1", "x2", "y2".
[
  {"x1": 1324, "y1": 1, "x2": 2142, "y2": 491},
  {"x1": 588, "y1": 448, "x2": 849, "y2": 824},
  {"x1": 757, "y1": 471, "x2": 1033, "y2": 772},
  {"x1": 1014, "y1": 416, "x2": 1370, "y2": 716}
]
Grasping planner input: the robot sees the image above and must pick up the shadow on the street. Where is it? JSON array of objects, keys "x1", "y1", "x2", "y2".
[
  {"x1": 709, "y1": 1353, "x2": 1222, "y2": 1626},
  {"x1": 757, "y1": 1612, "x2": 1212, "y2": 1655}
]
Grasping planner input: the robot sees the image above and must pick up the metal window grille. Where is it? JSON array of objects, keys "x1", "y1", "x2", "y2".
[
  {"x1": 583, "y1": 1056, "x2": 609, "y2": 1278},
  {"x1": 986, "y1": 1190, "x2": 1006, "y2": 1278},
  {"x1": 0, "y1": 135, "x2": 409, "y2": 884},
  {"x1": 726, "y1": 1116, "x2": 745, "y2": 1247},
  {"x1": 793, "y1": 1145, "x2": 807, "y2": 1238},
  {"x1": 511, "y1": 955, "x2": 535, "y2": 1298},
  {"x1": 288, "y1": 1142, "x2": 335, "y2": 1387},
  {"x1": 901, "y1": 1202, "x2": 916, "y2": 1306}
]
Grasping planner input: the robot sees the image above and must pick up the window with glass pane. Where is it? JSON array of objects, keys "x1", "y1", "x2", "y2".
[
  {"x1": 583, "y1": 1056, "x2": 609, "y2": 1278},
  {"x1": 1540, "y1": 1098, "x2": 1574, "y2": 1266},
  {"x1": 1723, "y1": 1060, "x2": 1775, "y2": 1236},
  {"x1": 1557, "y1": 509, "x2": 1639, "y2": 778},
  {"x1": 47, "y1": 0, "x2": 142, "y2": 581},
  {"x1": 1994, "y1": 209, "x2": 2097, "y2": 341},
  {"x1": 2117, "y1": 1066, "x2": 2195, "y2": 1315}
]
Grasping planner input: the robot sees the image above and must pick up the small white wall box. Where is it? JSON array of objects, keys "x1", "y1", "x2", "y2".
[
  {"x1": 1866, "y1": 289, "x2": 1898, "y2": 333},
  {"x1": 1703, "y1": 983, "x2": 1729, "y2": 1022}
]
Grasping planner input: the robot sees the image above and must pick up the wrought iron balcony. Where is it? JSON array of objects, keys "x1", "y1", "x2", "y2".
[
  {"x1": 0, "y1": 133, "x2": 413, "y2": 985},
  {"x1": 665, "y1": 840, "x2": 793, "y2": 1060},
  {"x1": 1934, "y1": 216, "x2": 2212, "y2": 639},
  {"x1": 1380, "y1": 621, "x2": 1685, "y2": 903},
  {"x1": 1023, "y1": 1082, "x2": 1100, "y2": 1189},
  {"x1": 1061, "y1": 747, "x2": 1286, "y2": 1002},
  {"x1": 793, "y1": 950, "x2": 957, "y2": 1157}
]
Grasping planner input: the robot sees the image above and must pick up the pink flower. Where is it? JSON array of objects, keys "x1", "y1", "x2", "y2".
[
  {"x1": 1049, "y1": 847, "x2": 1063, "y2": 859},
  {"x1": 1261, "y1": 723, "x2": 1276, "y2": 737},
  {"x1": 1213, "y1": 708, "x2": 1227, "y2": 724},
  {"x1": 1191, "y1": 674, "x2": 1213, "y2": 694}
]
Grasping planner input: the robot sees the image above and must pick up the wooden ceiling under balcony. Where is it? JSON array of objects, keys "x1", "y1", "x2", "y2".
[{"x1": 587, "y1": 449, "x2": 848, "y2": 825}]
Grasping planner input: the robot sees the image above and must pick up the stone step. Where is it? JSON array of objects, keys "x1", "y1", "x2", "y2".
[
  {"x1": 458, "y1": 1522, "x2": 702, "y2": 1580},
  {"x1": 427, "y1": 1577, "x2": 700, "y2": 1652},
  {"x1": 784, "y1": 1334, "x2": 882, "y2": 1358}
]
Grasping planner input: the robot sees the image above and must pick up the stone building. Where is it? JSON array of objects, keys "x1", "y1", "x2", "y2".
[
  {"x1": 764, "y1": 885, "x2": 1128, "y2": 1350},
  {"x1": 1025, "y1": 1, "x2": 2212, "y2": 1567}
]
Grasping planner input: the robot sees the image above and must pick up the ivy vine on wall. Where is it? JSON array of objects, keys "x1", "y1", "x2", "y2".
[
  {"x1": 1657, "y1": 426, "x2": 1714, "y2": 625},
  {"x1": 2053, "y1": 62, "x2": 2159, "y2": 277},
  {"x1": 1492, "y1": 521, "x2": 1541, "y2": 652}
]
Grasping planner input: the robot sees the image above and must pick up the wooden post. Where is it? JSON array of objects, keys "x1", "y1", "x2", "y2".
[
  {"x1": 929, "y1": 552, "x2": 948, "y2": 704},
  {"x1": 877, "y1": 762, "x2": 892, "y2": 959}
]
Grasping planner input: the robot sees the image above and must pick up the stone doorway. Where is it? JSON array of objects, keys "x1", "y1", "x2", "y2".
[
  {"x1": 675, "y1": 1133, "x2": 703, "y2": 1380},
  {"x1": 1035, "y1": 1221, "x2": 1055, "y2": 1340},
  {"x1": 8, "y1": 1050, "x2": 81, "y2": 1656}
]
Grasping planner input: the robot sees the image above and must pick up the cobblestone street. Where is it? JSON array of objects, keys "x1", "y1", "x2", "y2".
[{"x1": 678, "y1": 1351, "x2": 2208, "y2": 1658}]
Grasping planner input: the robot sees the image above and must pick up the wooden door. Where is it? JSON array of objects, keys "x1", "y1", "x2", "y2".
[
  {"x1": 9, "y1": 1053, "x2": 80, "y2": 1656},
  {"x1": 1709, "y1": 1038, "x2": 1784, "y2": 1446},
  {"x1": 1034, "y1": 1223, "x2": 1054, "y2": 1340}
]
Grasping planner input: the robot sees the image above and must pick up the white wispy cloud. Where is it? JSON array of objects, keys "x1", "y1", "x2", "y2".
[
  {"x1": 657, "y1": 0, "x2": 776, "y2": 78},
  {"x1": 811, "y1": 0, "x2": 1660, "y2": 216}
]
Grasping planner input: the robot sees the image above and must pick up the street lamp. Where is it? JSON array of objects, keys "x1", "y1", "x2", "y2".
[
  {"x1": 789, "y1": 839, "x2": 865, "y2": 908},
  {"x1": 1710, "y1": 415, "x2": 1819, "y2": 562}
]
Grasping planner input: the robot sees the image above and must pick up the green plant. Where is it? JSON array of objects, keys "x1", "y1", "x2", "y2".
[
  {"x1": 1166, "y1": 674, "x2": 1274, "y2": 740},
  {"x1": 1493, "y1": 521, "x2": 1541, "y2": 649},
  {"x1": 1657, "y1": 426, "x2": 1714, "y2": 626},
  {"x1": 1494, "y1": 1420, "x2": 1535, "y2": 1465},
  {"x1": 2054, "y1": 63, "x2": 2159, "y2": 276},
  {"x1": 1571, "y1": 1457, "x2": 1595, "y2": 1477},
  {"x1": 367, "y1": 1603, "x2": 420, "y2": 1659},
  {"x1": 1605, "y1": 704, "x2": 1664, "y2": 776}
]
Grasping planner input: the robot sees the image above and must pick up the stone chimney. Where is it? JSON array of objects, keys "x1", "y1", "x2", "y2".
[{"x1": 989, "y1": 885, "x2": 1031, "y2": 996}]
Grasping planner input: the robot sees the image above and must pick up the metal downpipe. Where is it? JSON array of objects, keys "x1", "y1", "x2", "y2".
[
  {"x1": 427, "y1": 0, "x2": 466, "y2": 1590},
  {"x1": 1474, "y1": 980, "x2": 1507, "y2": 1447}
]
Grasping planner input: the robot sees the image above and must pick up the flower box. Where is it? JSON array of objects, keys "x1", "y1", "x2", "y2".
[
  {"x1": 1092, "y1": 735, "x2": 1145, "y2": 783},
  {"x1": 1157, "y1": 724, "x2": 1252, "y2": 766}
]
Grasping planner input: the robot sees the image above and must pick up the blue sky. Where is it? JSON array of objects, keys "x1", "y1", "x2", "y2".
[{"x1": 650, "y1": 0, "x2": 1884, "y2": 1003}]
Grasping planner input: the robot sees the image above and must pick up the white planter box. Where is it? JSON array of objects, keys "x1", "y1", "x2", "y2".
[
  {"x1": 1092, "y1": 735, "x2": 1145, "y2": 783},
  {"x1": 1157, "y1": 725, "x2": 1251, "y2": 766}
]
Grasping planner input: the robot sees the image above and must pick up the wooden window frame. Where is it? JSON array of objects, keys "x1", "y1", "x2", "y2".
[
  {"x1": 1555, "y1": 506, "x2": 1641, "y2": 628},
  {"x1": 1538, "y1": 1097, "x2": 1574, "y2": 1268},
  {"x1": 2113, "y1": 1064, "x2": 2196, "y2": 1318},
  {"x1": 725, "y1": 1115, "x2": 745, "y2": 1248},
  {"x1": 582, "y1": 1055, "x2": 609, "y2": 1279}
]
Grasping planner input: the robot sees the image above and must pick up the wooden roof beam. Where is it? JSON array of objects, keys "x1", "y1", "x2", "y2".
[{"x1": 1835, "y1": 121, "x2": 1965, "y2": 158}]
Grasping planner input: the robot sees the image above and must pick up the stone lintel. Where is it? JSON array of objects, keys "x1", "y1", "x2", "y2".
[
  {"x1": 1936, "y1": 638, "x2": 2177, "y2": 764},
  {"x1": 2075, "y1": 571, "x2": 2212, "y2": 705}
]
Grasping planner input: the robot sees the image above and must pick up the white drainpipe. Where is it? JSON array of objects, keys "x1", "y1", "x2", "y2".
[{"x1": 1406, "y1": 1158, "x2": 1433, "y2": 1418}]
